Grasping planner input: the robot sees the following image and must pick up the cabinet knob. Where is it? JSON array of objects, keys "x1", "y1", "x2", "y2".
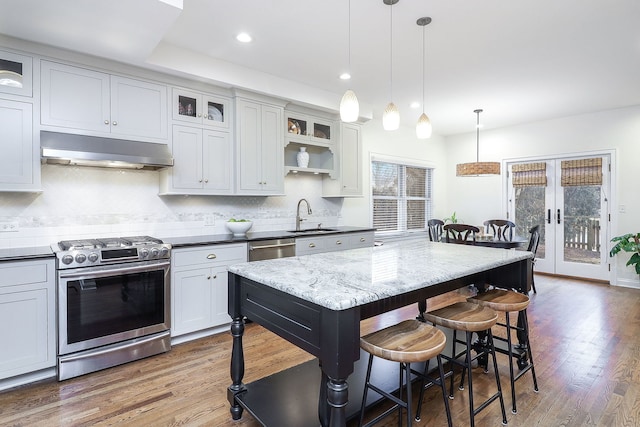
[
  {"x1": 207, "y1": 275, "x2": 211, "y2": 280},
  {"x1": 213, "y1": 275, "x2": 217, "y2": 279},
  {"x1": 207, "y1": 254, "x2": 217, "y2": 259},
  {"x1": 336, "y1": 240, "x2": 342, "y2": 245},
  {"x1": 199, "y1": 179, "x2": 203, "y2": 183},
  {"x1": 112, "y1": 121, "x2": 117, "y2": 126},
  {"x1": 104, "y1": 120, "x2": 109, "y2": 125},
  {"x1": 204, "y1": 179, "x2": 209, "y2": 183},
  {"x1": 309, "y1": 243, "x2": 316, "y2": 248}
]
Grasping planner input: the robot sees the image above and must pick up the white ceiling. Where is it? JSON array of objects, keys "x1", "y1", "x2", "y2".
[{"x1": 2, "y1": 0, "x2": 639, "y2": 135}]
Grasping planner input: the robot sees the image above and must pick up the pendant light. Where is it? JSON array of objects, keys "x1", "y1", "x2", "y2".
[
  {"x1": 416, "y1": 17, "x2": 432, "y2": 139},
  {"x1": 382, "y1": 0, "x2": 399, "y2": 131},
  {"x1": 456, "y1": 109, "x2": 501, "y2": 176},
  {"x1": 340, "y1": 0, "x2": 359, "y2": 122}
]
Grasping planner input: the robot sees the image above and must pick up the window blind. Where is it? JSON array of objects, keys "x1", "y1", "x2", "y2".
[
  {"x1": 512, "y1": 162, "x2": 547, "y2": 187},
  {"x1": 561, "y1": 157, "x2": 602, "y2": 186}
]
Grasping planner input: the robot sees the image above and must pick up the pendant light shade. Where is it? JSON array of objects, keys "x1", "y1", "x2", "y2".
[
  {"x1": 340, "y1": 89, "x2": 359, "y2": 122},
  {"x1": 382, "y1": 0, "x2": 399, "y2": 131},
  {"x1": 340, "y1": 0, "x2": 359, "y2": 123},
  {"x1": 383, "y1": 102, "x2": 400, "y2": 131},
  {"x1": 416, "y1": 17, "x2": 432, "y2": 139},
  {"x1": 456, "y1": 109, "x2": 501, "y2": 176},
  {"x1": 416, "y1": 112, "x2": 432, "y2": 139}
]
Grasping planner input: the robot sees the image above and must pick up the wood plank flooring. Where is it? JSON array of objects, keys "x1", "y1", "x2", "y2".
[{"x1": 1, "y1": 274, "x2": 640, "y2": 426}]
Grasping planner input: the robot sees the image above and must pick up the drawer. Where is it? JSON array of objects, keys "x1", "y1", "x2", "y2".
[
  {"x1": 295, "y1": 236, "x2": 328, "y2": 256},
  {"x1": 348, "y1": 231, "x2": 374, "y2": 249},
  {"x1": 172, "y1": 243, "x2": 247, "y2": 268},
  {"x1": 0, "y1": 260, "x2": 51, "y2": 288}
]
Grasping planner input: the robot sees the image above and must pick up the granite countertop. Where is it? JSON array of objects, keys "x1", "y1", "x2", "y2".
[
  {"x1": 228, "y1": 240, "x2": 533, "y2": 311},
  {"x1": 164, "y1": 226, "x2": 374, "y2": 248},
  {"x1": 0, "y1": 246, "x2": 55, "y2": 262}
]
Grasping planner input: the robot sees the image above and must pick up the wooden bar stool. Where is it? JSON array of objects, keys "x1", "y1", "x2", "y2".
[
  {"x1": 358, "y1": 319, "x2": 452, "y2": 427},
  {"x1": 419, "y1": 301, "x2": 508, "y2": 427},
  {"x1": 468, "y1": 288, "x2": 539, "y2": 414}
]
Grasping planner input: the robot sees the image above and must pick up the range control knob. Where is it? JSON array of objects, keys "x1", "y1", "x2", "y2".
[
  {"x1": 88, "y1": 252, "x2": 99, "y2": 263},
  {"x1": 75, "y1": 253, "x2": 87, "y2": 264},
  {"x1": 150, "y1": 248, "x2": 159, "y2": 258},
  {"x1": 160, "y1": 247, "x2": 169, "y2": 257},
  {"x1": 61, "y1": 254, "x2": 74, "y2": 265},
  {"x1": 140, "y1": 248, "x2": 149, "y2": 258}
]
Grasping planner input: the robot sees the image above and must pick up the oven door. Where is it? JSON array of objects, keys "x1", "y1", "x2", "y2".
[{"x1": 58, "y1": 259, "x2": 170, "y2": 356}]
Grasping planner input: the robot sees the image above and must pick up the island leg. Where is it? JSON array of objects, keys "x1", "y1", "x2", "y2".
[
  {"x1": 327, "y1": 376, "x2": 348, "y2": 427},
  {"x1": 227, "y1": 317, "x2": 246, "y2": 420}
]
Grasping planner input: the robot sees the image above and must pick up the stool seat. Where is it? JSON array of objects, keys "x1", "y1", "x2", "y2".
[
  {"x1": 468, "y1": 289, "x2": 530, "y2": 312},
  {"x1": 360, "y1": 319, "x2": 446, "y2": 364},
  {"x1": 423, "y1": 301, "x2": 498, "y2": 332}
]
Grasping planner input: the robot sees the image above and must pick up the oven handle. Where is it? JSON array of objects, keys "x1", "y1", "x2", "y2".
[
  {"x1": 58, "y1": 260, "x2": 170, "y2": 280},
  {"x1": 58, "y1": 330, "x2": 171, "y2": 362}
]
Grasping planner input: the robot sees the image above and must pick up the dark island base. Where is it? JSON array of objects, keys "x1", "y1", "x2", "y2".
[{"x1": 234, "y1": 348, "x2": 429, "y2": 427}]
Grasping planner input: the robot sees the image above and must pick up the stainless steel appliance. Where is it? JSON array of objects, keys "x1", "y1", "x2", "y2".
[
  {"x1": 248, "y1": 238, "x2": 296, "y2": 261},
  {"x1": 54, "y1": 236, "x2": 171, "y2": 380}
]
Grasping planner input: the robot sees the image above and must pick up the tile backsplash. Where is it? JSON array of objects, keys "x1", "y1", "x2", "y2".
[{"x1": 0, "y1": 165, "x2": 344, "y2": 248}]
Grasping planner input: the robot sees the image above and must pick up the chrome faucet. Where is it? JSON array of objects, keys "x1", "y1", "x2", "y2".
[{"x1": 296, "y1": 199, "x2": 312, "y2": 231}]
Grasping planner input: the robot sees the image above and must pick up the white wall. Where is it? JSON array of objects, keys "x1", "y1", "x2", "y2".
[{"x1": 444, "y1": 105, "x2": 640, "y2": 285}]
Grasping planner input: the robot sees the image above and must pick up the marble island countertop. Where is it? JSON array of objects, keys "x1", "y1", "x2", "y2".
[{"x1": 228, "y1": 240, "x2": 533, "y2": 311}]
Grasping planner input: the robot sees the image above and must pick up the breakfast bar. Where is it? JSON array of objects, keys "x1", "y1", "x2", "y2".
[{"x1": 227, "y1": 240, "x2": 532, "y2": 427}]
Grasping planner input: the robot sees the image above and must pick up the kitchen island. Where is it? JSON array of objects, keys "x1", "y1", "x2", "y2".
[{"x1": 227, "y1": 239, "x2": 532, "y2": 427}]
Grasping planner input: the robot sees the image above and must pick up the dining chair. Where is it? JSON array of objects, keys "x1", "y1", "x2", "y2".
[
  {"x1": 443, "y1": 224, "x2": 479, "y2": 245},
  {"x1": 427, "y1": 219, "x2": 444, "y2": 242},
  {"x1": 527, "y1": 225, "x2": 541, "y2": 293},
  {"x1": 484, "y1": 219, "x2": 516, "y2": 241}
]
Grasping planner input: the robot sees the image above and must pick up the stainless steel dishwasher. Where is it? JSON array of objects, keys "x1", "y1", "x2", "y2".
[{"x1": 248, "y1": 238, "x2": 296, "y2": 261}]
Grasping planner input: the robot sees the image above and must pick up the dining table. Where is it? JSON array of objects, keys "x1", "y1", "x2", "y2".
[{"x1": 227, "y1": 239, "x2": 533, "y2": 427}]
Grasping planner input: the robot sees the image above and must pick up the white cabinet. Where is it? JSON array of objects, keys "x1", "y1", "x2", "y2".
[
  {"x1": 159, "y1": 125, "x2": 233, "y2": 195},
  {"x1": 0, "y1": 259, "x2": 56, "y2": 381},
  {"x1": 235, "y1": 98, "x2": 284, "y2": 195},
  {"x1": 295, "y1": 231, "x2": 374, "y2": 256},
  {"x1": 41, "y1": 61, "x2": 168, "y2": 141},
  {"x1": 0, "y1": 98, "x2": 39, "y2": 191},
  {"x1": 284, "y1": 110, "x2": 335, "y2": 175},
  {"x1": 171, "y1": 243, "x2": 246, "y2": 338},
  {"x1": 0, "y1": 49, "x2": 33, "y2": 97},
  {"x1": 323, "y1": 122, "x2": 362, "y2": 197},
  {"x1": 171, "y1": 87, "x2": 231, "y2": 130},
  {"x1": 285, "y1": 111, "x2": 334, "y2": 145}
]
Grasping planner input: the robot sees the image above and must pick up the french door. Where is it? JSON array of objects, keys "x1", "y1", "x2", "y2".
[{"x1": 507, "y1": 155, "x2": 611, "y2": 281}]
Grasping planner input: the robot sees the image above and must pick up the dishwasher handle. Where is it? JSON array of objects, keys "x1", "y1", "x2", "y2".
[{"x1": 249, "y1": 242, "x2": 296, "y2": 251}]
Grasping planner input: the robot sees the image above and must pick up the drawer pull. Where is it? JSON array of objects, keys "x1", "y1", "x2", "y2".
[
  {"x1": 336, "y1": 240, "x2": 342, "y2": 245},
  {"x1": 360, "y1": 237, "x2": 366, "y2": 242},
  {"x1": 309, "y1": 243, "x2": 316, "y2": 248},
  {"x1": 207, "y1": 254, "x2": 217, "y2": 259}
]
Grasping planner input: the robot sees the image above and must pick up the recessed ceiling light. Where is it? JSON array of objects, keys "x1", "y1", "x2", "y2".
[
  {"x1": 410, "y1": 101, "x2": 420, "y2": 109},
  {"x1": 339, "y1": 72, "x2": 351, "y2": 80},
  {"x1": 236, "y1": 32, "x2": 252, "y2": 43}
]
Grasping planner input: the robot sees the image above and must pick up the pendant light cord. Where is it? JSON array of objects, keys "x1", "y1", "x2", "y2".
[
  {"x1": 389, "y1": 3, "x2": 393, "y2": 101},
  {"x1": 347, "y1": 0, "x2": 351, "y2": 71},
  {"x1": 476, "y1": 110, "x2": 481, "y2": 163},
  {"x1": 421, "y1": 23, "x2": 425, "y2": 114}
]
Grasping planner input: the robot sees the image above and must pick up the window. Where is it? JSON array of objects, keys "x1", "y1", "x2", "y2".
[{"x1": 372, "y1": 159, "x2": 433, "y2": 235}]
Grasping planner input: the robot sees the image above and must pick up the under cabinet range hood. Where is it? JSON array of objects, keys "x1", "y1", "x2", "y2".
[{"x1": 40, "y1": 131, "x2": 173, "y2": 170}]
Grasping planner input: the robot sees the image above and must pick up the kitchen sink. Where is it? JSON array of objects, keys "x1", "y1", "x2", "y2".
[{"x1": 288, "y1": 228, "x2": 338, "y2": 233}]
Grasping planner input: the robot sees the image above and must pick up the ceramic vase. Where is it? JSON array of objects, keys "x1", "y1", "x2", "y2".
[{"x1": 297, "y1": 147, "x2": 309, "y2": 168}]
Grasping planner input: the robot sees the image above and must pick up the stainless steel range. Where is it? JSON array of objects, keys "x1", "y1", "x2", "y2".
[{"x1": 54, "y1": 236, "x2": 172, "y2": 380}]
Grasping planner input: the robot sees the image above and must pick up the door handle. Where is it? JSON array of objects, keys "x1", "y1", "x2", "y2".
[
  {"x1": 557, "y1": 209, "x2": 561, "y2": 224},
  {"x1": 547, "y1": 209, "x2": 551, "y2": 224}
]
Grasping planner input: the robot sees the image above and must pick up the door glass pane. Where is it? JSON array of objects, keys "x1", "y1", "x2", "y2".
[
  {"x1": 178, "y1": 95, "x2": 197, "y2": 117},
  {"x1": 514, "y1": 186, "x2": 546, "y2": 259},
  {"x1": 563, "y1": 185, "x2": 601, "y2": 264},
  {"x1": 0, "y1": 59, "x2": 23, "y2": 88}
]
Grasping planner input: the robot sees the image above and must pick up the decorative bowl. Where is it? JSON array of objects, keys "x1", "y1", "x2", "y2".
[{"x1": 226, "y1": 220, "x2": 253, "y2": 236}]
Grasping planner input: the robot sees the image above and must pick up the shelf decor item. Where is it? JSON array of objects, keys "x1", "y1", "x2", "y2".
[
  {"x1": 226, "y1": 219, "x2": 253, "y2": 236},
  {"x1": 297, "y1": 147, "x2": 309, "y2": 168}
]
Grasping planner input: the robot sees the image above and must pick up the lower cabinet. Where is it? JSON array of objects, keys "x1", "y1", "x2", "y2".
[
  {"x1": 171, "y1": 243, "x2": 246, "y2": 338},
  {"x1": 0, "y1": 259, "x2": 56, "y2": 381},
  {"x1": 295, "y1": 231, "x2": 374, "y2": 256}
]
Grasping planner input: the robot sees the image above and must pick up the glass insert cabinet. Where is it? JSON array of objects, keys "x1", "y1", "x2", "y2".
[
  {"x1": 284, "y1": 110, "x2": 335, "y2": 175},
  {"x1": 172, "y1": 87, "x2": 231, "y2": 129},
  {"x1": 0, "y1": 49, "x2": 33, "y2": 97}
]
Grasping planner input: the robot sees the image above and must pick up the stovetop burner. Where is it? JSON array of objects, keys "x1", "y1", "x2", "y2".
[{"x1": 57, "y1": 236, "x2": 163, "y2": 251}]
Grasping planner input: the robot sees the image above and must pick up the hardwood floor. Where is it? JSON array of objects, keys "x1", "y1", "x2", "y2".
[{"x1": 1, "y1": 274, "x2": 640, "y2": 426}]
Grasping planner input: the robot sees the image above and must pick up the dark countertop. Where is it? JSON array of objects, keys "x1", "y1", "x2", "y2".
[
  {"x1": 164, "y1": 226, "x2": 375, "y2": 248},
  {"x1": 0, "y1": 246, "x2": 55, "y2": 262}
]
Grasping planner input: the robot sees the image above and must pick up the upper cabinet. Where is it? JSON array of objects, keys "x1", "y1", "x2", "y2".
[
  {"x1": 235, "y1": 97, "x2": 284, "y2": 195},
  {"x1": 0, "y1": 99, "x2": 39, "y2": 191},
  {"x1": 323, "y1": 122, "x2": 362, "y2": 197},
  {"x1": 171, "y1": 87, "x2": 231, "y2": 130},
  {"x1": 0, "y1": 49, "x2": 33, "y2": 98},
  {"x1": 284, "y1": 110, "x2": 336, "y2": 175},
  {"x1": 285, "y1": 112, "x2": 334, "y2": 146},
  {"x1": 40, "y1": 61, "x2": 168, "y2": 142}
]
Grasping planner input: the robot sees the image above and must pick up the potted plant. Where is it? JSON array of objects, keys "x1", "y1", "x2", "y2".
[
  {"x1": 444, "y1": 211, "x2": 461, "y2": 224},
  {"x1": 609, "y1": 232, "x2": 640, "y2": 274}
]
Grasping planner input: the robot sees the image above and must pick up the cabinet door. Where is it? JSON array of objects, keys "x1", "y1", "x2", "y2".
[
  {"x1": 0, "y1": 99, "x2": 34, "y2": 186},
  {"x1": 209, "y1": 267, "x2": 231, "y2": 326},
  {"x1": 0, "y1": 49, "x2": 33, "y2": 97},
  {"x1": 172, "y1": 268, "x2": 213, "y2": 336},
  {"x1": 172, "y1": 88, "x2": 203, "y2": 126},
  {"x1": 41, "y1": 61, "x2": 110, "y2": 132},
  {"x1": 236, "y1": 99, "x2": 263, "y2": 193},
  {"x1": 340, "y1": 123, "x2": 362, "y2": 195},
  {"x1": 259, "y1": 105, "x2": 284, "y2": 193},
  {"x1": 203, "y1": 129, "x2": 233, "y2": 194},
  {"x1": 202, "y1": 94, "x2": 230, "y2": 130},
  {"x1": 171, "y1": 125, "x2": 204, "y2": 189},
  {"x1": 110, "y1": 75, "x2": 167, "y2": 139}
]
